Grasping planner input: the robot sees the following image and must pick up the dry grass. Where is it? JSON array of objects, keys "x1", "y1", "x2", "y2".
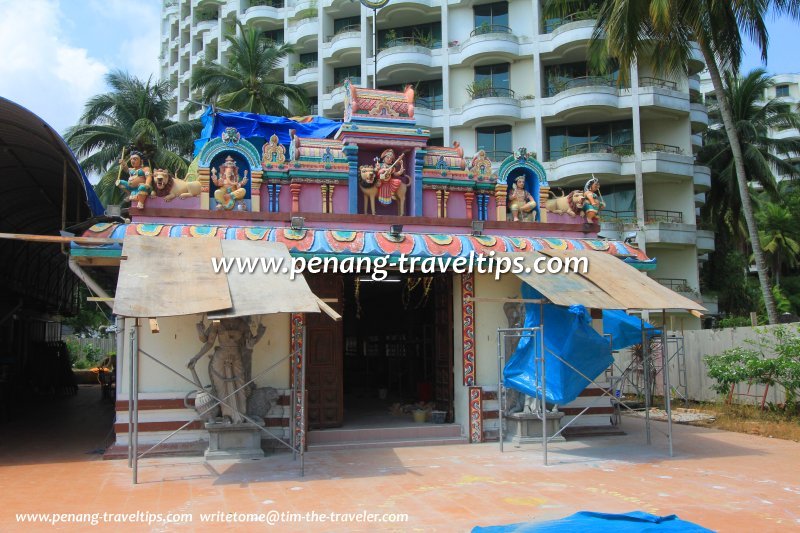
[{"x1": 687, "y1": 402, "x2": 800, "y2": 442}]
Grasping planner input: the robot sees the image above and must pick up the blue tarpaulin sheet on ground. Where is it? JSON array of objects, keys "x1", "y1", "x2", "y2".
[
  {"x1": 472, "y1": 511, "x2": 713, "y2": 532},
  {"x1": 603, "y1": 309, "x2": 661, "y2": 351},
  {"x1": 503, "y1": 284, "x2": 613, "y2": 405},
  {"x1": 193, "y1": 107, "x2": 341, "y2": 155}
]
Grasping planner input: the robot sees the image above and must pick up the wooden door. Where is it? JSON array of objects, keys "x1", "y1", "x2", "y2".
[
  {"x1": 305, "y1": 275, "x2": 344, "y2": 429},
  {"x1": 433, "y1": 275, "x2": 454, "y2": 421}
]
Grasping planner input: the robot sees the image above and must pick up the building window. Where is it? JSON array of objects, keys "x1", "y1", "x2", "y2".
[
  {"x1": 476, "y1": 125, "x2": 512, "y2": 162},
  {"x1": 545, "y1": 120, "x2": 633, "y2": 160},
  {"x1": 600, "y1": 183, "x2": 636, "y2": 218},
  {"x1": 378, "y1": 22, "x2": 442, "y2": 49},
  {"x1": 262, "y1": 29, "x2": 284, "y2": 44},
  {"x1": 428, "y1": 136, "x2": 445, "y2": 147},
  {"x1": 299, "y1": 52, "x2": 318, "y2": 65},
  {"x1": 544, "y1": 61, "x2": 622, "y2": 96},
  {"x1": 381, "y1": 80, "x2": 443, "y2": 110},
  {"x1": 334, "y1": 16, "x2": 360, "y2": 35},
  {"x1": 776, "y1": 85, "x2": 790, "y2": 98},
  {"x1": 472, "y1": 63, "x2": 512, "y2": 98},
  {"x1": 473, "y1": 2, "x2": 509, "y2": 33},
  {"x1": 334, "y1": 65, "x2": 361, "y2": 86}
]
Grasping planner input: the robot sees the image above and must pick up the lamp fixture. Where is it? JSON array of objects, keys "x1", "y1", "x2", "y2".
[
  {"x1": 471, "y1": 220, "x2": 485, "y2": 237},
  {"x1": 389, "y1": 224, "x2": 403, "y2": 237},
  {"x1": 291, "y1": 216, "x2": 305, "y2": 230}
]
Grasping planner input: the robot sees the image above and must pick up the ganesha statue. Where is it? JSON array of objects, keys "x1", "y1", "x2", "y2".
[{"x1": 211, "y1": 155, "x2": 248, "y2": 210}]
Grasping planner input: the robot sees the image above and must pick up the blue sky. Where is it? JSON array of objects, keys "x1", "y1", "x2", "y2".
[{"x1": 0, "y1": 0, "x2": 796, "y2": 136}]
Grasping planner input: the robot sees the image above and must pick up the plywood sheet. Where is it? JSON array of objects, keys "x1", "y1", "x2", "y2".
[
  {"x1": 498, "y1": 252, "x2": 626, "y2": 310},
  {"x1": 113, "y1": 236, "x2": 232, "y2": 318},
  {"x1": 539, "y1": 249, "x2": 706, "y2": 311},
  {"x1": 207, "y1": 240, "x2": 321, "y2": 319}
]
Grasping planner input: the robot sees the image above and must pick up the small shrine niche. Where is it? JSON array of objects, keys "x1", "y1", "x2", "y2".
[
  {"x1": 496, "y1": 149, "x2": 550, "y2": 223},
  {"x1": 197, "y1": 127, "x2": 264, "y2": 211}
]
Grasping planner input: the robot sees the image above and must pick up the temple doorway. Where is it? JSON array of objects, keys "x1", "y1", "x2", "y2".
[
  {"x1": 304, "y1": 273, "x2": 454, "y2": 432},
  {"x1": 341, "y1": 274, "x2": 453, "y2": 427}
]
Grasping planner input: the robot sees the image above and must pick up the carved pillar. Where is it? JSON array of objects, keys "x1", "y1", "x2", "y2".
[
  {"x1": 343, "y1": 144, "x2": 359, "y2": 214},
  {"x1": 494, "y1": 183, "x2": 508, "y2": 221},
  {"x1": 464, "y1": 191, "x2": 475, "y2": 220},
  {"x1": 290, "y1": 183, "x2": 302, "y2": 213},
  {"x1": 539, "y1": 185, "x2": 550, "y2": 223},
  {"x1": 469, "y1": 386, "x2": 483, "y2": 443},
  {"x1": 443, "y1": 190, "x2": 450, "y2": 218},
  {"x1": 198, "y1": 168, "x2": 211, "y2": 210},
  {"x1": 250, "y1": 170, "x2": 263, "y2": 212},
  {"x1": 435, "y1": 190, "x2": 443, "y2": 218},
  {"x1": 320, "y1": 185, "x2": 328, "y2": 214},
  {"x1": 414, "y1": 148, "x2": 426, "y2": 216},
  {"x1": 462, "y1": 272, "x2": 475, "y2": 386},
  {"x1": 329, "y1": 184, "x2": 335, "y2": 214}
]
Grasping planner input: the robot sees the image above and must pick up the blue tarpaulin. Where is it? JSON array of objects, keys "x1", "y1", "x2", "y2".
[
  {"x1": 603, "y1": 309, "x2": 661, "y2": 351},
  {"x1": 503, "y1": 284, "x2": 613, "y2": 405},
  {"x1": 193, "y1": 107, "x2": 342, "y2": 155},
  {"x1": 472, "y1": 511, "x2": 713, "y2": 532}
]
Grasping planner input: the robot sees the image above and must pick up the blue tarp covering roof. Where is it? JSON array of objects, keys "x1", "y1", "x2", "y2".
[
  {"x1": 473, "y1": 511, "x2": 713, "y2": 532},
  {"x1": 503, "y1": 283, "x2": 613, "y2": 405},
  {"x1": 194, "y1": 107, "x2": 342, "y2": 155},
  {"x1": 603, "y1": 309, "x2": 661, "y2": 351}
]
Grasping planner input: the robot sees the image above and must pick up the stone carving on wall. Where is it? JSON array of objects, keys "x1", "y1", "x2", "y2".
[
  {"x1": 152, "y1": 169, "x2": 202, "y2": 202},
  {"x1": 508, "y1": 175, "x2": 537, "y2": 222},
  {"x1": 116, "y1": 150, "x2": 152, "y2": 209},
  {"x1": 211, "y1": 155, "x2": 248, "y2": 210}
]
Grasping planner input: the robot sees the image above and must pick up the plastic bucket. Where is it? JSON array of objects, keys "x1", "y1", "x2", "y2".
[
  {"x1": 431, "y1": 410, "x2": 446, "y2": 424},
  {"x1": 412, "y1": 409, "x2": 427, "y2": 423}
]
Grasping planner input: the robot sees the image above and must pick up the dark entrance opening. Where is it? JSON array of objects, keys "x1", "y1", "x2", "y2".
[
  {"x1": 304, "y1": 273, "x2": 454, "y2": 431},
  {"x1": 341, "y1": 274, "x2": 453, "y2": 427}
]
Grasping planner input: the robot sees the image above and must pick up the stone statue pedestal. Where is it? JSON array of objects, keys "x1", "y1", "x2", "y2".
[
  {"x1": 205, "y1": 421, "x2": 264, "y2": 460},
  {"x1": 506, "y1": 411, "x2": 566, "y2": 446}
]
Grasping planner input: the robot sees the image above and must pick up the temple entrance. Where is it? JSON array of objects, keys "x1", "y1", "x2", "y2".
[{"x1": 304, "y1": 273, "x2": 455, "y2": 437}]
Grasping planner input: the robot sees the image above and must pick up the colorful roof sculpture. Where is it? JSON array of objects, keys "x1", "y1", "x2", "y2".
[{"x1": 72, "y1": 222, "x2": 655, "y2": 269}]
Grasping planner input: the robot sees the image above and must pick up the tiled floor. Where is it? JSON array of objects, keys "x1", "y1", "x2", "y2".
[{"x1": 1, "y1": 386, "x2": 799, "y2": 531}]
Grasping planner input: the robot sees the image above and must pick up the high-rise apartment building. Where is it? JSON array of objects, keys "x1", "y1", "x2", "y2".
[{"x1": 161, "y1": 0, "x2": 716, "y2": 323}]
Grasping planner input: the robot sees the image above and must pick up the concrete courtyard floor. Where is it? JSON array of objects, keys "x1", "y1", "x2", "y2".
[{"x1": 1, "y1": 387, "x2": 800, "y2": 531}]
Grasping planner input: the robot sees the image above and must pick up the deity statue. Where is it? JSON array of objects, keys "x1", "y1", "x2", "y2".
[
  {"x1": 187, "y1": 317, "x2": 267, "y2": 424},
  {"x1": 374, "y1": 148, "x2": 408, "y2": 208},
  {"x1": 582, "y1": 175, "x2": 605, "y2": 224},
  {"x1": 116, "y1": 150, "x2": 152, "y2": 209},
  {"x1": 508, "y1": 175, "x2": 537, "y2": 222},
  {"x1": 211, "y1": 155, "x2": 248, "y2": 210}
]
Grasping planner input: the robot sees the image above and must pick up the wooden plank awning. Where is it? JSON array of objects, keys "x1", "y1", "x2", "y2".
[
  {"x1": 506, "y1": 249, "x2": 705, "y2": 312},
  {"x1": 113, "y1": 236, "x2": 323, "y2": 318}
]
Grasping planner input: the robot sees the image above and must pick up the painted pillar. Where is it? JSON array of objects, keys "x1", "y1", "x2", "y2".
[
  {"x1": 290, "y1": 183, "x2": 302, "y2": 213},
  {"x1": 494, "y1": 183, "x2": 508, "y2": 221},
  {"x1": 538, "y1": 185, "x2": 550, "y2": 223},
  {"x1": 464, "y1": 191, "x2": 475, "y2": 220},
  {"x1": 198, "y1": 168, "x2": 210, "y2": 210},
  {"x1": 344, "y1": 144, "x2": 359, "y2": 214},
  {"x1": 414, "y1": 148, "x2": 426, "y2": 217},
  {"x1": 250, "y1": 170, "x2": 263, "y2": 212}
]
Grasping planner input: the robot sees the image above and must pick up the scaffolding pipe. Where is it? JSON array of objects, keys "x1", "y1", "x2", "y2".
[
  {"x1": 540, "y1": 301, "x2": 547, "y2": 466},
  {"x1": 132, "y1": 321, "x2": 140, "y2": 484},
  {"x1": 662, "y1": 309, "x2": 673, "y2": 457},
  {"x1": 127, "y1": 324, "x2": 133, "y2": 468},
  {"x1": 641, "y1": 316, "x2": 651, "y2": 445},
  {"x1": 497, "y1": 329, "x2": 504, "y2": 453},
  {"x1": 68, "y1": 258, "x2": 114, "y2": 311},
  {"x1": 301, "y1": 323, "x2": 307, "y2": 477}
]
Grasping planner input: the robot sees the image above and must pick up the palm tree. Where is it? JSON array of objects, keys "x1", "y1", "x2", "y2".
[
  {"x1": 758, "y1": 202, "x2": 800, "y2": 285},
  {"x1": 701, "y1": 69, "x2": 800, "y2": 243},
  {"x1": 191, "y1": 23, "x2": 308, "y2": 115},
  {"x1": 544, "y1": 0, "x2": 800, "y2": 323},
  {"x1": 66, "y1": 70, "x2": 200, "y2": 206}
]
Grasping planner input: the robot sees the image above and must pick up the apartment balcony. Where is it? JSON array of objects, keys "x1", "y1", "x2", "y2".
[
  {"x1": 450, "y1": 87, "x2": 521, "y2": 127},
  {"x1": 688, "y1": 42, "x2": 705, "y2": 75},
  {"x1": 451, "y1": 26, "x2": 520, "y2": 67},
  {"x1": 697, "y1": 229, "x2": 715, "y2": 253},
  {"x1": 195, "y1": 19, "x2": 217, "y2": 34},
  {"x1": 242, "y1": 1, "x2": 286, "y2": 25},
  {"x1": 542, "y1": 79, "x2": 631, "y2": 120},
  {"x1": 323, "y1": 78, "x2": 361, "y2": 109},
  {"x1": 688, "y1": 75, "x2": 701, "y2": 94},
  {"x1": 544, "y1": 143, "x2": 634, "y2": 183},
  {"x1": 376, "y1": 39, "x2": 442, "y2": 77},
  {"x1": 287, "y1": 16, "x2": 318, "y2": 45},
  {"x1": 322, "y1": 25, "x2": 361, "y2": 61},
  {"x1": 640, "y1": 148, "x2": 694, "y2": 179},
  {"x1": 692, "y1": 165, "x2": 711, "y2": 193},
  {"x1": 288, "y1": 62, "x2": 318, "y2": 88},
  {"x1": 690, "y1": 102, "x2": 709, "y2": 133},
  {"x1": 638, "y1": 77, "x2": 690, "y2": 115},
  {"x1": 288, "y1": 0, "x2": 318, "y2": 19},
  {"x1": 414, "y1": 96, "x2": 446, "y2": 129},
  {"x1": 695, "y1": 193, "x2": 706, "y2": 207},
  {"x1": 538, "y1": 19, "x2": 594, "y2": 56},
  {"x1": 377, "y1": 0, "x2": 438, "y2": 15},
  {"x1": 644, "y1": 221, "x2": 698, "y2": 248}
]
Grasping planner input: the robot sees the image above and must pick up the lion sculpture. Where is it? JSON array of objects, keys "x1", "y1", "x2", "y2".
[
  {"x1": 544, "y1": 190, "x2": 586, "y2": 217},
  {"x1": 153, "y1": 169, "x2": 202, "y2": 202}
]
